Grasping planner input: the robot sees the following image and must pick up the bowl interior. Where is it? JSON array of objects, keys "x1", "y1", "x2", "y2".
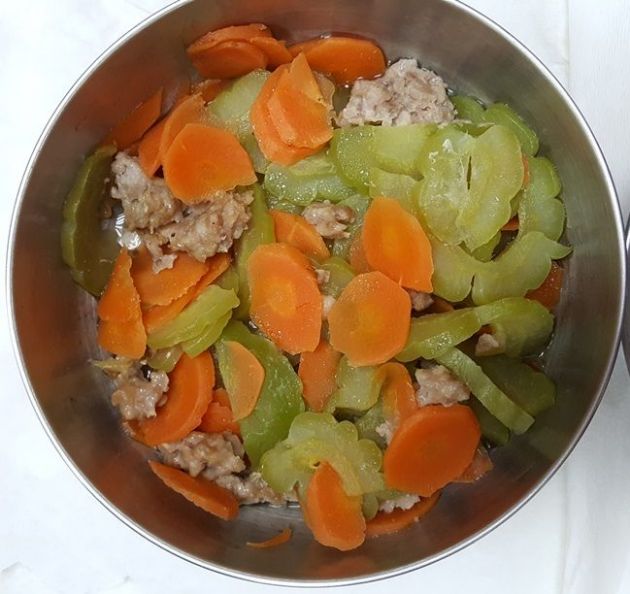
[{"x1": 10, "y1": 0, "x2": 624, "y2": 584}]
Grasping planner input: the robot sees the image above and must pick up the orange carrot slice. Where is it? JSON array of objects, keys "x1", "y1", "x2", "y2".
[
  {"x1": 138, "y1": 118, "x2": 167, "y2": 177},
  {"x1": 132, "y1": 247, "x2": 210, "y2": 306},
  {"x1": 247, "y1": 527, "x2": 292, "y2": 548},
  {"x1": 250, "y1": 66, "x2": 317, "y2": 165},
  {"x1": 198, "y1": 388, "x2": 240, "y2": 435},
  {"x1": 103, "y1": 88, "x2": 163, "y2": 150},
  {"x1": 270, "y1": 210, "x2": 330, "y2": 261},
  {"x1": 298, "y1": 339, "x2": 342, "y2": 412},
  {"x1": 250, "y1": 37, "x2": 292, "y2": 67},
  {"x1": 189, "y1": 40, "x2": 268, "y2": 79},
  {"x1": 267, "y1": 54, "x2": 332, "y2": 149},
  {"x1": 328, "y1": 271, "x2": 411, "y2": 366},
  {"x1": 148, "y1": 460, "x2": 239, "y2": 520},
  {"x1": 97, "y1": 250, "x2": 140, "y2": 322},
  {"x1": 187, "y1": 23, "x2": 272, "y2": 55},
  {"x1": 378, "y1": 362, "x2": 417, "y2": 425},
  {"x1": 158, "y1": 94, "x2": 206, "y2": 163},
  {"x1": 363, "y1": 197, "x2": 433, "y2": 292},
  {"x1": 501, "y1": 216, "x2": 519, "y2": 232},
  {"x1": 526, "y1": 262, "x2": 564, "y2": 310},
  {"x1": 349, "y1": 231, "x2": 370, "y2": 274},
  {"x1": 134, "y1": 353, "x2": 215, "y2": 446},
  {"x1": 192, "y1": 79, "x2": 231, "y2": 102},
  {"x1": 222, "y1": 341, "x2": 265, "y2": 420},
  {"x1": 289, "y1": 36, "x2": 386, "y2": 85},
  {"x1": 163, "y1": 123, "x2": 256, "y2": 203},
  {"x1": 248, "y1": 243, "x2": 322, "y2": 354},
  {"x1": 383, "y1": 405, "x2": 481, "y2": 497},
  {"x1": 366, "y1": 492, "x2": 440, "y2": 538},
  {"x1": 98, "y1": 316, "x2": 147, "y2": 360},
  {"x1": 303, "y1": 462, "x2": 366, "y2": 551},
  {"x1": 455, "y1": 447, "x2": 493, "y2": 484}
]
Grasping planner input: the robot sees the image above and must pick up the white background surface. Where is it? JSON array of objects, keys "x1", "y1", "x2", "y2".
[{"x1": 1, "y1": 1, "x2": 630, "y2": 592}]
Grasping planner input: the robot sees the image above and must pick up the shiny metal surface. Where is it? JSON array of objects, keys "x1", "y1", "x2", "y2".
[{"x1": 8, "y1": 0, "x2": 625, "y2": 586}]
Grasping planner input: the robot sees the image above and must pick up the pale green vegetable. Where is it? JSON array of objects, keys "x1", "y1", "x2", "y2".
[
  {"x1": 330, "y1": 126, "x2": 375, "y2": 192},
  {"x1": 319, "y1": 256, "x2": 355, "y2": 297},
  {"x1": 430, "y1": 236, "x2": 481, "y2": 302},
  {"x1": 370, "y1": 123, "x2": 435, "y2": 177},
  {"x1": 369, "y1": 167, "x2": 421, "y2": 217},
  {"x1": 326, "y1": 357, "x2": 382, "y2": 412},
  {"x1": 396, "y1": 308, "x2": 481, "y2": 362},
  {"x1": 147, "y1": 346, "x2": 182, "y2": 373},
  {"x1": 354, "y1": 402, "x2": 387, "y2": 448},
  {"x1": 417, "y1": 126, "x2": 474, "y2": 245},
  {"x1": 469, "y1": 397, "x2": 510, "y2": 445},
  {"x1": 181, "y1": 310, "x2": 232, "y2": 357},
  {"x1": 457, "y1": 125, "x2": 524, "y2": 251},
  {"x1": 472, "y1": 232, "x2": 572, "y2": 304},
  {"x1": 471, "y1": 231, "x2": 501, "y2": 262},
  {"x1": 260, "y1": 412, "x2": 384, "y2": 497},
  {"x1": 436, "y1": 348, "x2": 534, "y2": 434},
  {"x1": 215, "y1": 265, "x2": 240, "y2": 292},
  {"x1": 241, "y1": 133, "x2": 269, "y2": 173},
  {"x1": 452, "y1": 95, "x2": 485, "y2": 122},
  {"x1": 263, "y1": 152, "x2": 354, "y2": 206},
  {"x1": 147, "y1": 285, "x2": 239, "y2": 350},
  {"x1": 482, "y1": 102, "x2": 539, "y2": 156},
  {"x1": 518, "y1": 156, "x2": 566, "y2": 241},
  {"x1": 331, "y1": 195, "x2": 371, "y2": 258},
  {"x1": 362, "y1": 493, "x2": 380, "y2": 520}
]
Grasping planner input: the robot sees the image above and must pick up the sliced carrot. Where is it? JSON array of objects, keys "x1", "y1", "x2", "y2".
[
  {"x1": 142, "y1": 253, "x2": 231, "y2": 333},
  {"x1": 289, "y1": 36, "x2": 386, "y2": 85},
  {"x1": 250, "y1": 37, "x2": 292, "y2": 67},
  {"x1": 138, "y1": 118, "x2": 167, "y2": 177},
  {"x1": 248, "y1": 243, "x2": 322, "y2": 354},
  {"x1": 455, "y1": 447, "x2": 493, "y2": 483},
  {"x1": 378, "y1": 362, "x2": 417, "y2": 425},
  {"x1": 298, "y1": 339, "x2": 342, "y2": 412},
  {"x1": 349, "y1": 231, "x2": 370, "y2": 274},
  {"x1": 97, "y1": 250, "x2": 140, "y2": 322},
  {"x1": 247, "y1": 527, "x2": 292, "y2": 548},
  {"x1": 526, "y1": 262, "x2": 564, "y2": 310},
  {"x1": 328, "y1": 271, "x2": 411, "y2": 367},
  {"x1": 198, "y1": 388, "x2": 240, "y2": 435},
  {"x1": 502, "y1": 216, "x2": 519, "y2": 231},
  {"x1": 303, "y1": 462, "x2": 366, "y2": 551},
  {"x1": 427, "y1": 296, "x2": 455, "y2": 314},
  {"x1": 192, "y1": 79, "x2": 231, "y2": 102},
  {"x1": 98, "y1": 316, "x2": 147, "y2": 360},
  {"x1": 189, "y1": 40, "x2": 268, "y2": 79},
  {"x1": 163, "y1": 123, "x2": 257, "y2": 203},
  {"x1": 363, "y1": 197, "x2": 433, "y2": 292},
  {"x1": 159, "y1": 93, "x2": 206, "y2": 163},
  {"x1": 132, "y1": 247, "x2": 210, "y2": 306},
  {"x1": 270, "y1": 210, "x2": 330, "y2": 261},
  {"x1": 366, "y1": 492, "x2": 440, "y2": 538},
  {"x1": 187, "y1": 23, "x2": 272, "y2": 56},
  {"x1": 103, "y1": 88, "x2": 163, "y2": 150},
  {"x1": 267, "y1": 54, "x2": 332, "y2": 149},
  {"x1": 133, "y1": 353, "x2": 215, "y2": 446},
  {"x1": 148, "y1": 460, "x2": 239, "y2": 520},
  {"x1": 222, "y1": 341, "x2": 265, "y2": 421},
  {"x1": 250, "y1": 66, "x2": 317, "y2": 166},
  {"x1": 383, "y1": 405, "x2": 481, "y2": 497}
]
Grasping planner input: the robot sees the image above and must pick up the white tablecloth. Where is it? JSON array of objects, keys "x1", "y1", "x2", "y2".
[{"x1": 1, "y1": 1, "x2": 630, "y2": 592}]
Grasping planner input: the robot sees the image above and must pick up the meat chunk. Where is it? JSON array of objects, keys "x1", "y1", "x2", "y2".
[
  {"x1": 111, "y1": 153, "x2": 182, "y2": 232},
  {"x1": 408, "y1": 290, "x2": 433, "y2": 312},
  {"x1": 302, "y1": 201, "x2": 355, "y2": 239},
  {"x1": 110, "y1": 362, "x2": 169, "y2": 422},
  {"x1": 378, "y1": 494, "x2": 421, "y2": 514},
  {"x1": 338, "y1": 59, "x2": 455, "y2": 127},
  {"x1": 215, "y1": 472, "x2": 294, "y2": 506},
  {"x1": 158, "y1": 431, "x2": 246, "y2": 479},
  {"x1": 145, "y1": 190, "x2": 254, "y2": 262},
  {"x1": 415, "y1": 365, "x2": 470, "y2": 407},
  {"x1": 474, "y1": 332, "x2": 506, "y2": 357}
]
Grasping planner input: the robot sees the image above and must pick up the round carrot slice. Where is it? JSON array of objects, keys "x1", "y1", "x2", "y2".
[
  {"x1": 221, "y1": 341, "x2": 265, "y2": 420},
  {"x1": 366, "y1": 492, "x2": 440, "y2": 538},
  {"x1": 188, "y1": 39, "x2": 268, "y2": 79},
  {"x1": 187, "y1": 23, "x2": 272, "y2": 56},
  {"x1": 328, "y1": 271, "x2": 411, "y2": 366},
  {"x1": 378, "y1": 362, "x2": 417, "y2": 424},
  {"x1": 383, "y1": 405, "x2": 481, "y2": 497},
  {"x1": 298, "y1": 339, "x2": 342, "y2": 412},
  {"x1": 362, "y1": 196, "x2": 433, "y2": 292},
  {"x1": 163, "y1": 123, "x2": 256, "y2": 203},
  {"x1": 158, "y1": 93, "x2": 205, "y2": 163},
  {"x1": 270, "y1": 210, "x2": 330, "y2": 261},
  {"x1": 250, "y1": 37, "x2": 292, "y2": 67},
  {"x1": 248, "y1": 242, "x2": 322, "y2": 354}
]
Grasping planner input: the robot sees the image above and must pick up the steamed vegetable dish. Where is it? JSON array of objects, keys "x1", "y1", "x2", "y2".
[{"x1": 61, "y1": 23, "x2": 571, "y2": 551}]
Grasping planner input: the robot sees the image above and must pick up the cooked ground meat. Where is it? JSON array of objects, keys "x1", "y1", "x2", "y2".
[
  {"x1": 110, "y1": 364, "x2": 169, "y2": 422},
  {"x1": 158, "y1": 432, "x2": 246, "y2": 479},
  {"x1": 338, "y1": 59, "x2": 455, "y2": 127},
  {"x1": 215, "y1": 472, "x2": 293, "y2": 506},
  {"x1": 302, "y1": 201, "x2": 355, "y2": 239},
  {"x1": 415, "y1": 365, "x2": 470, "y2": 406},
  {"x1": 322, "y1": 295, "x2": 336, "y2": 319},
  {"x1": 408, "y1": 290, "x2": 433, "y2": 312},
  {"x1": 315, "y1": 268, "x2": 331, "y2": 286},
  {"x1": 146, "y1": 190, "x2": 254, "y2": 262},
  {"x1": 475, "y1": 332, "x2": 505, "y2": 356},
  {"x1": 111, "y1": 153, "x2": 182, "y2": 232},
  {"x1": 378, "y1": 494, "x2": 421, "y2": 514}
]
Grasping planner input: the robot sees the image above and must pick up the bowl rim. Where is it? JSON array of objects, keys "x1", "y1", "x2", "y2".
[{"x1": 7, "y1": 0, "x2": 626, "y2": 586}]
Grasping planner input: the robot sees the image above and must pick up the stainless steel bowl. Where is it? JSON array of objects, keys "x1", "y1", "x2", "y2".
[{"x1": 8, "y1": 0, "x2": 625, "y2": 586}]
